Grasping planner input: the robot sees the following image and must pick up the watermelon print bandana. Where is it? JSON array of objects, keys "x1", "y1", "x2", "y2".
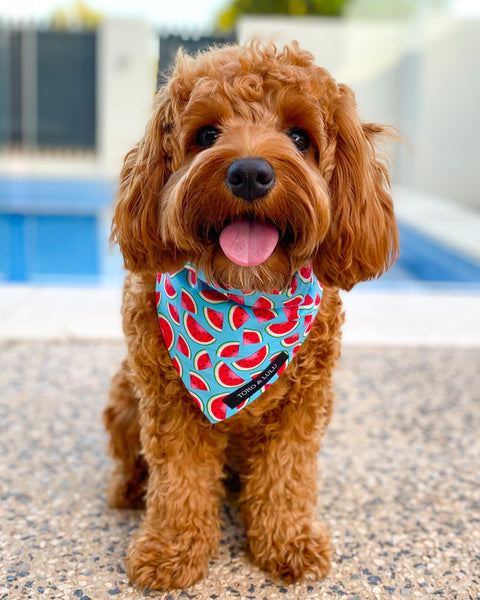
[{"x1": 156, "y1": 264, "x2": 323, "y2": 424}]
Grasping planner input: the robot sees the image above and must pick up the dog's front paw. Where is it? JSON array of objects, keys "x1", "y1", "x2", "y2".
[
  {"x1": 126, "y1": 528, "x2": 216, "y2": 590},
  {"x1": 249, "y1": 522, "x2": 331, "y2": 583}
]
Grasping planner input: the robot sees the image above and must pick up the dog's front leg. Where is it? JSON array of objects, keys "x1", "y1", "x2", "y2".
[
  {"x1": 240, "y1": 402, "x2": 331, "y2": 582},
  {"x1": 121, "y1": 276, "x2": 227, "y2": 590},
  {"x1": 125, "y1": 390, "x2": 227, "y2": 590}
]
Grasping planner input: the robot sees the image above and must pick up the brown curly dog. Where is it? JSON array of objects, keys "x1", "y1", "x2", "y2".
[{"x1": 103, "y1": 42, "x2": 398, "y2": 590}]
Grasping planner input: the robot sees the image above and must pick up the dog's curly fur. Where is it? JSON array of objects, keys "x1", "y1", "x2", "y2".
[{"x1": 103, "y1": 42, "x2": 398, "y2": 590}]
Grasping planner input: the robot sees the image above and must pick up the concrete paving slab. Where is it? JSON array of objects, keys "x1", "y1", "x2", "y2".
[
  {"x1": 1, "y1": 285, "x2": 479, "y2": 346},
  {"x1": 0, "y1": 286, "x2": 122, "y2": 340},
  {"x1": 341, "y1": 289, "x2": 480, "y2": 346}
]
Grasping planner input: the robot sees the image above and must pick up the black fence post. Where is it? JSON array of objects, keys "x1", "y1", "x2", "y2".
[
  {"x1": 158, "y1": 34, "x2": 237, "y2": 88},
  {"x1": 0, "y1": 28, "x2": 11, "y2": 146}
]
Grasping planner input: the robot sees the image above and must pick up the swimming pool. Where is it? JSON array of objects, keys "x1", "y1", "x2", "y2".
[
  {"x1": 373, "y1": 221, "x2": 480, "y2": 288},
  {"x1": 1, "y1": 177, "x2": 479, "y2": 287}
]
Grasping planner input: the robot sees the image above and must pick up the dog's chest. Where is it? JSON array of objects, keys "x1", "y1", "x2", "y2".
[{"x1": 156, "y1": 264, "x2": 322, "y2": 423}]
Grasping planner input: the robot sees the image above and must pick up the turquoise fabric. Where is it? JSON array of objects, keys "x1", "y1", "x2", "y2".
[{"x1": 156, "y1": 264, "x2": 323, "y2": 423}]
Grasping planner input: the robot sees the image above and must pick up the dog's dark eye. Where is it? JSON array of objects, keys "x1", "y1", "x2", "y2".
[
  {"x1": 287, "y1": 128, "x2": 311, "y2": 153},
  {"x1": 196, "y1": 126, "x2": 220, "y2": 148}
]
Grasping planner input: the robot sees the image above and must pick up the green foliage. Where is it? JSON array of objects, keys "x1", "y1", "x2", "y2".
[
  {"x1": 217, "y1": 0, "x2": 351, "y2": 31},
  {"x1": 51, "y1": 1, "x2": 104, "y2": 29},
  {"x1": 345, "y1": 0, "x2": 449, "y2": 20}
]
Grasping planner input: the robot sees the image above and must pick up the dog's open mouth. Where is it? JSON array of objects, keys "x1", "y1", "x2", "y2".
[{"x1": 219, "y1": 219, "x2": 279, "y2": 267}]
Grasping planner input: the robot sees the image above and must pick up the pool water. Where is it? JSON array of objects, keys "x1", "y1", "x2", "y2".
[{"x1": 375, "y1": 222, "x2": 480, "y2": 288}]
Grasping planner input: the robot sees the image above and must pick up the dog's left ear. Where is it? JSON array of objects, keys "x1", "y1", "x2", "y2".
[{"x1": 314, "y1": 84, "x2": 399, "y2": 290}]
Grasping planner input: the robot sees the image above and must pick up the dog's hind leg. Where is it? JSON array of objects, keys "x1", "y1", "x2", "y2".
[{"x1": 103, "y1": 359, "x2": 148, "y2": 509}]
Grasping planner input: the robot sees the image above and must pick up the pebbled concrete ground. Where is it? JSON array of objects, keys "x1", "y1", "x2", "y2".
[{"x1": 0, "y1": 342, "x2": 479, "y2": 600}]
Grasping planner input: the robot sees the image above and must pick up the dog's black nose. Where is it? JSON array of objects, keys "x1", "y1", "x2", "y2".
[{"x1": 226, "y1": 158, "x2": 275, "y2": 201}]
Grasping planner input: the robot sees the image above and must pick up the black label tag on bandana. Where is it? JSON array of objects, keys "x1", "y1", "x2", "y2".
[{"x1": 223, "y1": 351, "x2": 289, "y2": 409}]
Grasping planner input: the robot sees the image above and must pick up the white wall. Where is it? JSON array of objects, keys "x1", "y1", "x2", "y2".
[
  {"x1": 97, "y1": 18, "x2": 158, "y2": 177},
  {"x1": 237, "y1": 16, "x2": 410, "y2": 92},
  {"x1": 414, "y1": 17, "x2": 480, "y2": 208}
]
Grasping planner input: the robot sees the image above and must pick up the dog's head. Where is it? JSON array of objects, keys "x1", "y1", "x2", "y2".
[{"x1": 112, "y1": 42, "x2": 398, "y2": 292}]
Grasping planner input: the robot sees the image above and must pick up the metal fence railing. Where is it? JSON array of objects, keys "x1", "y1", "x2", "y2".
[
  {"x1": 0, "y1": 26, "x2": 96, "y2": 151},
  {"x1": 0, "y1": 29, "x2": 13, "y2": 146}
]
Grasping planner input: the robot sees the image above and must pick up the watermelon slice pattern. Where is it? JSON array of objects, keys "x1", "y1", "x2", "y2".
[{"x1": 156, "y1": 263, "x2": 323, "y2": 423}]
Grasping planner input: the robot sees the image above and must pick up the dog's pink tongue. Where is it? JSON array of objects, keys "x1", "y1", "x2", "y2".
[{"x1": 219, "y1": 220, "x2": 279, "y2": 267}]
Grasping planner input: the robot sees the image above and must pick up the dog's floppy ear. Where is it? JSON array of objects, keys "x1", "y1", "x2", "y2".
[
  {"x1": 314, "y1": 84, "x2": 399, "y2": 290},
  {"x1": 111, "y1": 88, "x2": 181, "y2": 273}
]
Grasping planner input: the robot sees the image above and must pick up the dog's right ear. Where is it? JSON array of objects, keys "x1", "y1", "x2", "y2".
[{"x1": 111, "y1": 88, "x2": 180, "y2": 273}]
